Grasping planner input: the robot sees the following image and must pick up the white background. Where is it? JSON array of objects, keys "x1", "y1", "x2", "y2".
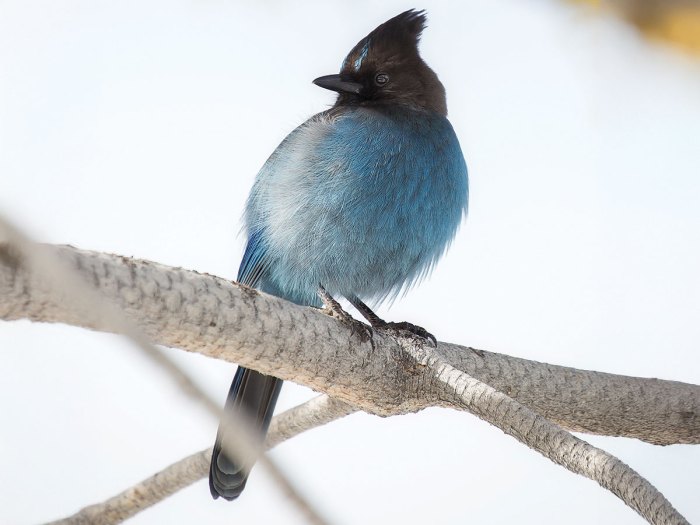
[{"x1": 1, "y1": 1, "x2": 699, "y2": 524}]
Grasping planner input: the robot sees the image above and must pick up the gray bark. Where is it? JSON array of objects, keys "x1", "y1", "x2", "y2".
[
  {"x1": 1, "y1": 241, "x2": 696, "y2": 524},
  {"x1": 47, "y1": 395, "x2": 355, "y2": 525},
  {"x1": 1, "y1": 244, "x2": 698, "y2": 446}
]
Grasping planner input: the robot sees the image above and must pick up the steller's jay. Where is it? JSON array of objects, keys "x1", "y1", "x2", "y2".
[{"x1": 209, "y1": 9, "x2": 468, "y2": 500}]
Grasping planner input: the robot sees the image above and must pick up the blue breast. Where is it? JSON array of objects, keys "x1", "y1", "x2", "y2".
[{"x1": 239, "y1": 105, "x2": 468, "y2": 307}]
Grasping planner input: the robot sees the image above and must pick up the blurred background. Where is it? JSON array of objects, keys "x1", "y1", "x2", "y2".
[{"x1": 1, "y1": 1, "x2": 699, "y2": 524}]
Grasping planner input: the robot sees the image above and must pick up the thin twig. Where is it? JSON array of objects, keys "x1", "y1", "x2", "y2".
[{"x1": 46, "y1": 395, "x2": 355, "y2": 525}]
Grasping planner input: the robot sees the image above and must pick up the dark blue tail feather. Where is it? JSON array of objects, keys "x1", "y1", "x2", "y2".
[{"x1": 209, "y1": 367, "x2": 282, "y2": 500}]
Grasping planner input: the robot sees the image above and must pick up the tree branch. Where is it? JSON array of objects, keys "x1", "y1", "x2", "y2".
[
  {"x1": 410, "y1": 342, "x2": 689, "y2": 525},
  {"x1": 0, "y1": 219, "x2": 329, "y2": 525},
  {"x1": 47, "y1": 395, "x2": 355, "y2": 525},
  {"x1": 2, "y1": 241, "x2": 697, "y2": 524},
  {"x1": 2, "y1": 244, "x2": 697, "y2": 445}
]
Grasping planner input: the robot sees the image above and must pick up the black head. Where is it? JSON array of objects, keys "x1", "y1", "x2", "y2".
[{"x1": 313, "y1": 9, "x2": 447, "y2": 115}]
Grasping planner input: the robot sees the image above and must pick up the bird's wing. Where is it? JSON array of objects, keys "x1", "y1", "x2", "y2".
[
  {"x1": 235, "y1": 112, "x2": 335, "y2": 291},
  {"x1": 236, "y1": 229, "x2": 271, "y2": 288}
]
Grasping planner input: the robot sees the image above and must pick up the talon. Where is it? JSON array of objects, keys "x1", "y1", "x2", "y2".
[{"x1": 346, "y1": 295, "x2": 437, "y2": 346}]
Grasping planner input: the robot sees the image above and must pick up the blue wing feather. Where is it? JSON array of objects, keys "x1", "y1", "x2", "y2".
[{"x1": 236, "y1": 229, "x2": 269, "y2": 287}]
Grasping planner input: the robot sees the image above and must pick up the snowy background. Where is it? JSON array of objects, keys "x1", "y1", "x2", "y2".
[{"x1": 1, "y1": 1, "x2": 699, "y2": 524}]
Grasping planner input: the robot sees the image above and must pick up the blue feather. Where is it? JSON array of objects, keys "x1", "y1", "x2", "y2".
[
  {"x1": 237, "y1": 229, "x2": 268, "y2": 286},
  {"x1": 243, "y1": 105, "x2": 468, "y2": 307},
  {"x1": 211, "y1": 9, "x2": 469, "y2": 501}
]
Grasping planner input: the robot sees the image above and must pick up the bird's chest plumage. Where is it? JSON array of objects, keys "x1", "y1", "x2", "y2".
[{"x1": 245, "y1": 106, "x2": 468, "y2": 305}]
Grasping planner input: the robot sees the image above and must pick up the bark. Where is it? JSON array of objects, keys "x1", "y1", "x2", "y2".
[
  {"x1": 47, "y1": 395, "x2": 355, "y2": 525},
  {"x1": 2, "y1": 241, "x2": 697, "y2": 524},
  {"x1": 2, "y1": 244, "x2": 698, "y2": 446}
]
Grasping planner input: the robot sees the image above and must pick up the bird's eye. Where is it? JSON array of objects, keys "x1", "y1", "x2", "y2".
[{"x1": 374, "y1": 72, "x2": 390, "y2": 86}]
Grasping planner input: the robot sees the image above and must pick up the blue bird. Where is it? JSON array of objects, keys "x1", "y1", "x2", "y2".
[{"x1": 210, "y1": 9, "x2": 468, "y2": 500}]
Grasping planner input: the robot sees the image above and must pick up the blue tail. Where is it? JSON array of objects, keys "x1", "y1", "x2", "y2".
[{"x1": 209, "y1": 367, "x2": 283, "y2": 500}]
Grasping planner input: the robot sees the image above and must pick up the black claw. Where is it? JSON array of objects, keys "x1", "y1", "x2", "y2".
[
  {"x1": 332, "y1": 314, "x2": 374, "y2": 346},
  {"x1": 345, "y1": 295, "x2": 436, "y2": 347}
]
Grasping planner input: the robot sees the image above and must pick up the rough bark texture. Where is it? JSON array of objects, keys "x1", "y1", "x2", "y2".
[
  {"x1": 1, "y1": 244, "x2": 698, "y2": 446},
  {"x1": 411, "y1": 344, "x2": 689, "y2": 525}
]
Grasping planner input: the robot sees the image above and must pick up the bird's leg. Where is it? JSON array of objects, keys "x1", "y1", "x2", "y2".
[
  {"x1": 317, "y1": 285, "x2": 373, "y2": 343},
  {"x1": 346, "y1": 296, "x2": 385, "y2": 326},
  {"x1": 317, "y1": 285, "x2": 354, "y2": 323},
  {"x1": 347, "y1": 295, "x2": 437, "y2": 347}
]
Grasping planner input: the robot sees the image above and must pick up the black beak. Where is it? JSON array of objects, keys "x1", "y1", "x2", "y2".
[{"x1": 313, "y1": 74, "x2": 363, "y2": 95}]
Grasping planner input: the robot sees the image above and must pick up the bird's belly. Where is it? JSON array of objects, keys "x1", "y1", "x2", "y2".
[{"x1": 264, "y1": 176, "x2": 452, "y2": 305}]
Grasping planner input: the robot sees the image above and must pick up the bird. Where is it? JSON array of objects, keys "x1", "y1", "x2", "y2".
[{"x1": 209, "y1": 9, "x2": 468, "y2": 500}]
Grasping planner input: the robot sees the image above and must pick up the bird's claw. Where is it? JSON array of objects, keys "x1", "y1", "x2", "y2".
[
  {"x1": 376, "y1": 321, "x2": 437, "y2": 347},
  {"x1": 324, "y1": 308, "x2": 374, "y2": 344},
  {"x1": 317, "y1": 286, "x2": 373, "y2": 343}
]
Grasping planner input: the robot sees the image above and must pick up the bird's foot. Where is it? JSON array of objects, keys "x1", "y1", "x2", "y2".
[
  {"x1": 317, "y1": 285, "x2": 353, "y2": 323},
  {"x1": 373, "y1": 321, "x2": 437, "y2": 347},
  {"x1": 317, "y1": 286, "x2": 373, "y2": 343},
  {"x1": 346, "y1": 296, "x2": 437, "y2": 347}
]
